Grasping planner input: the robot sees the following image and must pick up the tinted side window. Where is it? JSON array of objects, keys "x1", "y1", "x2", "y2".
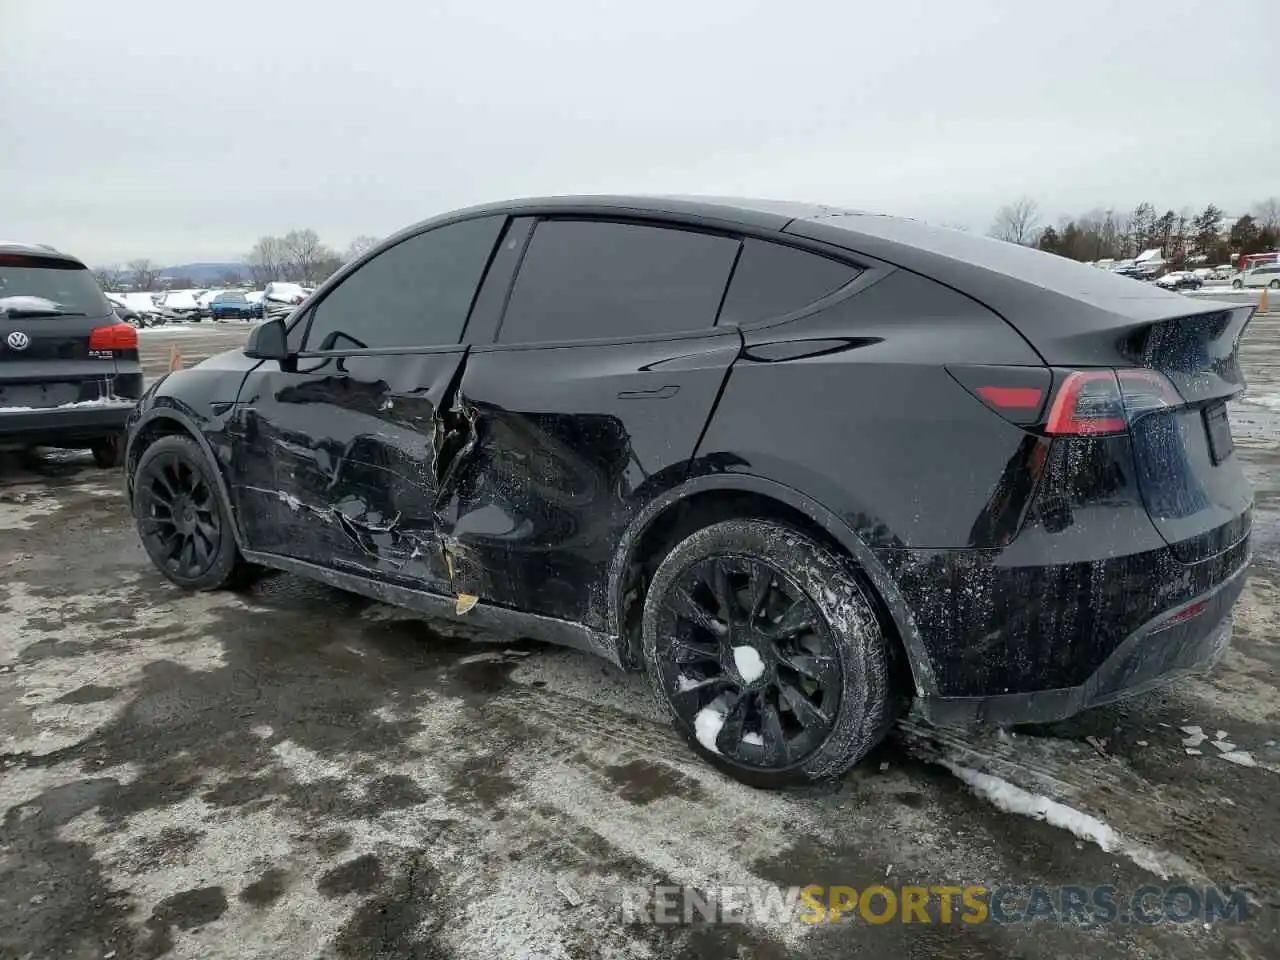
[
  {"x1": 718, "y1": 239, "x2": 860, "y2": 326},
  {"x1": 303, "y1": 216, "x2": 503, "y2": 350},
  {"x1": 498, "y1": 220, "x2": 739, "y2": 344}
]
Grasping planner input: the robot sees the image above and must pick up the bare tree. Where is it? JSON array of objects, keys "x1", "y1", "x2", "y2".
[
  {"x1": 244, "y1": 235, "x2": 286, "y2": 285},
  {"x1": 93, "y1": 265, "x2": 123, "y2": 291},
  {"x1": 1253, "y1": 197, "x2": 1280, "y2": 232},
  {"x1": 127, "y1": 258, "x2": 161, "y2": 291},
  {"x1": 988, "y1": 198, "x2": 1041, "y2": 245},
  {"x1": 344, "y1": 234, "x2": 381, "y2": 262},
  {"x1": 280, "y1": 229, "x2": 333, "y2": 283}
]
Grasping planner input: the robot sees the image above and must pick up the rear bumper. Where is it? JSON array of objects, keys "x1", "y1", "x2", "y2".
[
  {"x1": 0, "y1": 402, "x2": 135, "y2": 442},
  {"x1": 916, "y1": 560, "x2": 1248, "y2": 726}
]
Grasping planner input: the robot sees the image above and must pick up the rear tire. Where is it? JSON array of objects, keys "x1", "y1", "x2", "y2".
[
  {"x1": 91, "y1": 434, "x2": 124, "y2": 468},
  {"x1": 1270, "y1": 280, "x2": 1279, "y2": 289},
  {"x1": 132, "y1": 434, "x2": 250, "y2": 591},
  {"x1": 641, "y1": 519, "x2": 895, "y2": 788}
]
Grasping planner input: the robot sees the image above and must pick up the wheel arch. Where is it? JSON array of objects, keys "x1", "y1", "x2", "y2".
[
  {"x1": 608, "y1": 473, "x2": 937, "y2": 697},
  {"x1": 127, "y1": 407, "x2": 246, "y2": 549}
]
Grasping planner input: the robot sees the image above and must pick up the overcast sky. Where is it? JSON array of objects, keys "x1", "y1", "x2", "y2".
[{"x1": 1, "y1": 0, "x2": 1275, "y2": 266}]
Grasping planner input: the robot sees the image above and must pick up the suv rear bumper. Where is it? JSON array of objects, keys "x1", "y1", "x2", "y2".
[
  {"x1": 915, "y1": 560, "x2": 1247, "y2": 726},
  {"x1": 0, "y1": 401, "x2": 136, "y2": 443}
]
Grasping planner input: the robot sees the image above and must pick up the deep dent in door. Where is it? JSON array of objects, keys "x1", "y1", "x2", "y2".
[{"x1": 235, "y1": 358, "x2": 474, "y2": 585}]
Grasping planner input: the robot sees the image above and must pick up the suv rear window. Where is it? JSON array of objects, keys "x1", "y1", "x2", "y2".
[
  {"x1": 0, "y1": 255, "x2": 112, "y2": 318},
  {"x1": 718, "y1": 239, "x2": 860, "y2": 326},
  {"x1": 497, "y1": 220, "x2": 740, "y2": 344}
]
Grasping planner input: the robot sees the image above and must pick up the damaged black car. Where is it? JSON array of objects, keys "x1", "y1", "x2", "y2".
[{"x1": 125, "y1": 196, "x2": 1253, "y2": 787}]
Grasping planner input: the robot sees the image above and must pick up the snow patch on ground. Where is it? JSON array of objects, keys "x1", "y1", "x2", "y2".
[
  {"x1": 945, "y1": 761, "x2": 1120, "y2": 849},
  {"x1": 1237, "y1": 392, "x2": 1280, "y2": 412},
  {"x1": 943, "y1": 762, "x2": 1200, "y2": 880},
  {"x1": 0, "y1": 489, "x2": 63, "y2": 530}
]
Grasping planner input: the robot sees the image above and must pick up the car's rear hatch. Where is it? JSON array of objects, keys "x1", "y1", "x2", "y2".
[
  {"x1": 1115, "y1": 305, "x2": 1254, "y2": 560},
  {"x1": 0, "y1": 253, "x2": 126, "y2": 411},
  {"x1": 1015, "y1": 300, "x2": 1254, "y2": 563},
  {"x1": 782, "y1": 216, "x2": 1256, "y2": 563}
]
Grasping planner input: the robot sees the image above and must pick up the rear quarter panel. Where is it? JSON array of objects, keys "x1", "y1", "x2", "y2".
[{"x1": 695, "y1": 269, "x2": 1045, "y2": 550}]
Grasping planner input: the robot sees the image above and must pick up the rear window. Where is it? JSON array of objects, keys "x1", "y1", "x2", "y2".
[
  {"x1": 497, "y1": 220, "x2": 740, "y2": 344},
  {"x1": 718, "y1": 239, "x2": 860, "y2": 326},
  {"x1": 0, "y1": 255, "x2": 112, "y2": 317}
]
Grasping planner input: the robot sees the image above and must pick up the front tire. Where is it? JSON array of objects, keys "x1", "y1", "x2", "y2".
[
  {"x1": 91, "y1": 434, "x2": 124, "y2": 468},
  {"x1": 132, "y1": 434, "x2": 248, "y2": 590},
  {"x1": 1270, "y1": 280, "x2": 1280, "y2": 289},
  {"x1": 641, "y1": 519, "x2": 895, "y2": 788},
  {"x1": 1233, "y1": 280, "x2": 1243, "y2": 289}
]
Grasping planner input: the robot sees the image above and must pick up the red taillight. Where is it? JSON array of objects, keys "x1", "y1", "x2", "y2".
[
  {"x1": 947, "y1": 365, "x2": 1052, "y2": 425},
  {"x1": 1044, "y1": 369, "x2": 1182, "y2": 436},
  {"x1": 1045, "y1": 371, "x2": 1127, "y2": 435},
  {"x1": 89, "y1": 323, "x2": 138, "y2": 351},
  {"x1": 975, "y1": 386, "x2": 1045, "y2": 410}
]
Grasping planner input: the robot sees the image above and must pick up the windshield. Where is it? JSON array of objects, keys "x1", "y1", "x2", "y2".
[{"x1": 0, "y1": 255, "x2": 112, "y2": 317}]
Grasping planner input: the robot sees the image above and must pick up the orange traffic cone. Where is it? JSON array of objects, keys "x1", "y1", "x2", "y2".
[
  {"x1": 169, "y1": 344, "x2": 183, "y2": 371},
  {"x1": 1260, "y1": 286, "x2": 1271, "y2": 314}
]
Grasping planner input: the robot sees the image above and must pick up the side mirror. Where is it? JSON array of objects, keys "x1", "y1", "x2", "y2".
[{"x1": 244, "y1": 317, "x2": 291, "y2": 362}]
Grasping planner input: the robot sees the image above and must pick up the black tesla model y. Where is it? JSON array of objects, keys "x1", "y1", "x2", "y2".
[{"x1": 125, "y1": 196, "x2": 1253, "y2": 787}]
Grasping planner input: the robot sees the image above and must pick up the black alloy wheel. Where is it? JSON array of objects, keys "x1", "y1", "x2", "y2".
[
  {"x1": 654, "y1": 555, "x2": 842, "y2": 768},
  {"x1": 132, "y1": 435, "x2": 250, "y2": 590},
  {"x1": 643, "y1": 519, "x2": 896, "y2": 787}
]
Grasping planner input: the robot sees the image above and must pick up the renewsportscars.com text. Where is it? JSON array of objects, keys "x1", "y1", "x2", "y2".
[{"x1": 620, "y1": 884, "x2": 1253, "y2": 927}]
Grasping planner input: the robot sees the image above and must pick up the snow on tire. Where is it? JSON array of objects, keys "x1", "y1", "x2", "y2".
[{"x1": 641, "y1": 518, "x2": 895, "y2": 788}]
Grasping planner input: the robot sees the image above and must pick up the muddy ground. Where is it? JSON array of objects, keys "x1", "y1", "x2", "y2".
[{"x1": 1, "y1": 316, "x2": 1277, "y2": 959}]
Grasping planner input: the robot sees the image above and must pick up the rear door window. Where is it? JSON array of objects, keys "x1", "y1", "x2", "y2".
[
  {"x1": 497, "y1": 220, "x2": 739, "y2": 344},
  {"x1": 302, "y1": 215, "x2": 503, "y2": 351},
  {"x1": 718, "y1": 239, "x2": 860, "y2": 326},
  {"x1": 0, "y1": 255, "x2": 113, "y2": 318}
]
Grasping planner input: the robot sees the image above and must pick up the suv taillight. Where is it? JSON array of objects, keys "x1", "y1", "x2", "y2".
[
  {"x1": 1045, "y1": 369, "x2": 1182, "y2": 436},
  {"x1": 89, "y1": 323, "x2": 138, "y2": 351}
]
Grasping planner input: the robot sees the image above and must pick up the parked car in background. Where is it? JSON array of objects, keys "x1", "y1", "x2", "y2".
[
  {"x1": 261, "y1": 281, "x2": 307, "y2": 322},
  {"x1": 1155, "y1": 271, "x2": 1202, "y2": 291},
  {"x1": 210, "y1": 290, "x2": 260, "y2": 321},
  {"x1": 109, "y1": 299, "x2": 147, "y2": 328},
  {"x1": 196, "y1": 289, "x2": 223, "y2": 319},
  {"x1": 1233, "y1": 265, "x2": 1280, "y2": 289},
  {"x1": 116, "y1": 292, "x2": 169, "y2": 326},
  {"x1": 1212, "y1": 265, "x2": 1236, "y2": 280},
  {"x1": 157, "y1": 290, "x2": 202, "y2": 321},
  {"x1": 1, "y1": 242, "x2": 143, "y2": 466},
  {"x1": 125, "y1": 195, "x2": 1253, "y2": 787}
]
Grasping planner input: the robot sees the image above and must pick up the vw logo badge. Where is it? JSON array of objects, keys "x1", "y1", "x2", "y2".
[{"x1": 5, "y1": 331, "x2": 30, "y2": 351}]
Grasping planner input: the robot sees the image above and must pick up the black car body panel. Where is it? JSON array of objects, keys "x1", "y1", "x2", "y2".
[
  {"x1": 124, "y1": 197, "x2": 1253, "y2": 727},
  {"x1": 438, "y1": 330, "x2": 743, "y2": 629},
  {"x1": 1, "y1": 244, "x2": 141, "y2": 445}
]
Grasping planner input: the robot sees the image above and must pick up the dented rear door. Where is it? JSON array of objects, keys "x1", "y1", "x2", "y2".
[{"x1": 435, "y1": 217, "x2": 744, "y2": 628}]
